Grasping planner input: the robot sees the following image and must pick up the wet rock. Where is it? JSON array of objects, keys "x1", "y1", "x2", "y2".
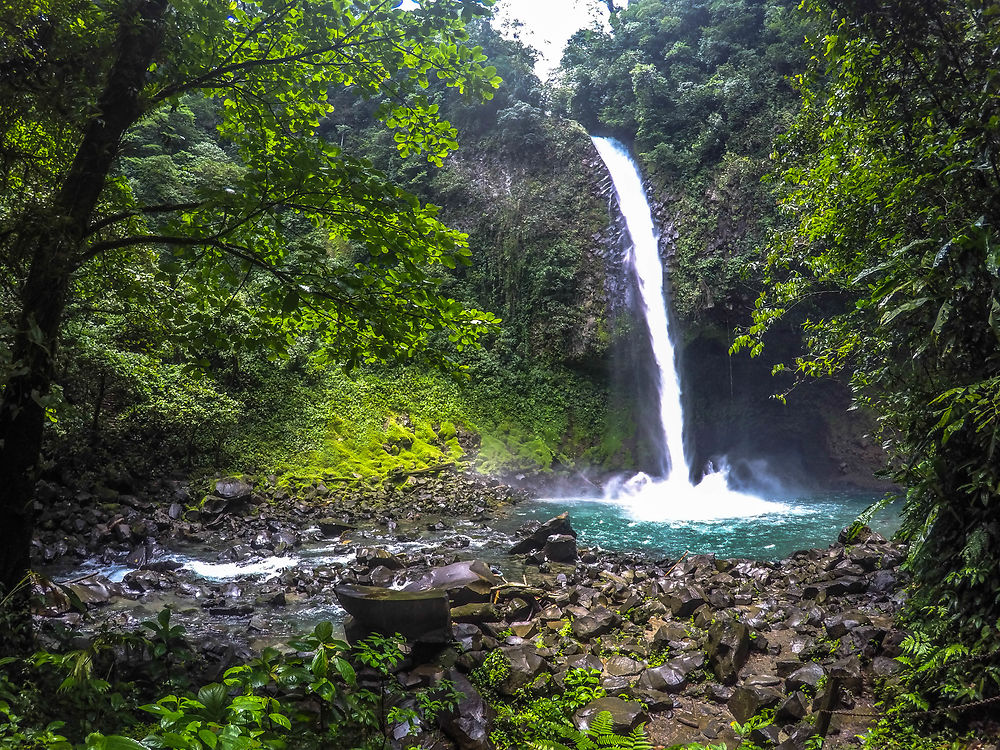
[
  {"x1": 707, "y1": 617, "x2": 751, "y2": 685},
  {"x1": 637, "y1": 661, "x2": 688, "y2": 694},
  {"x1": 369, "y1": 565, "x2": 396, "y2": 587},
  {"x1": 830, "y1": 657, "x2": 863, "y2": 695},
  {"x1": 603, "y1": 655, "x2": 644, "y2": 677},
  {"x1": 357, "y1": 548, "x2": 405, "y2": 571},
  {"x1": 631, "y1": 688, "x2": 674, "y2": 711},
  {"x1": 776, "y1": 691, "x2": 809, "y2": 722},
  {"x1": 208, "y1": 604, "x2": 253, "y2": 617},
  {"x1": 661, "y1": 584, "x2": 707, "y2": 619},
  {"x1": 270, "y1": 531, "x2": 299, "y2": 550},
  {"x1": 143, "y1": 559, "x2": 183, "y2": 573},
  {"x1": 728, "y1": 684, "x2": 782, "y2": 724},
  {"x1": 509, "y1": 512, "x2": 576, "y2": 555},
  {"x1": 251, "y1": 531, "x2": 272, "y2": 550},
  {"x1": 453, "y1": 623, "x2": 483, "y2": 652},
  {"x1": 317, "y1": 518, "x2": 356, "y2": 537},
  {"x1": 113, "y1": 523, "x2": 133, "y2": 543},
  {"x1": 651, "y1": 624, "x2": 687, "y2": 651},
  {"x1": 218, "y1": 545, "x2": 251, "y2": 563},
  {"x1": 750, "y1": 724, "x2": 781, "y2": 747},
  {"x1": 125, "y1": 544, "x2": 151, "y2": 567},
  {"x1": 450, "y1": 603, "x2": 498, "y2": 625},
  {"x1": 65, "y1": 576, "x2": 115, "y2": 606},
  {"x1": 500, "y1": 646, "x2": 547, "y2": 696},
  {"x1": 786, "y1": 663, "x2": 826, "y2": 693},
  {"x1": 869, "y1": 570, "x2": 898, "y2": 593},
  {"x1": 573, "y1": 697, "x2": 649, "y2": 734},
  {"x1": 707, "y1": 683, "x2": 734, "y2": 703},
  {"x1": 215, "y1": 477, "x2": 253, "y2": 501},
  {"x1": 572, "y1": 607, "x2": 619, "y2": 640},
  {"x1": 438, "y1": 670, "x2": 493, "y2": 750},
  {"x1": 335, "y1": 583, "x2": 451, "y2": 643},
  {"x1": 812, "y1": 675, "x2": 842, "y2": 736},
  {"x1": 824, "y1": 611, "x2": 871, "y2": 639},
  {"x1": 543, "y1": 534, "x2": 578, "y2": 562},
  {"x1": 405, "y1": 560, "x2": 499, "y2": 606}
]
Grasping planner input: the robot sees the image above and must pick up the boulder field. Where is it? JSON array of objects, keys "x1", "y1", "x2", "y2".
[
  {"x1": 32, "y1": 473, "x2": 910, "y2": 749},
  {"x1": 343, "y1": 517, "x2": 908, "y2": 749}
]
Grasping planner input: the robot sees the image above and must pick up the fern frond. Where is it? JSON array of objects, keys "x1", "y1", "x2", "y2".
[
  {"x1": 587, "y1": 710, "x2": 616, "y2": 738},
  {"x1": 528, "y1": 740, "x2": 575, "y2": 750},
  {"x1": 628, "y1": 723, "x2": 653, "y2": 750}
]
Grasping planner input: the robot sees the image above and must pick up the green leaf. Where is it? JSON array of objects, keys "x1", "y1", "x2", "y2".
[
  {"x1": 84, "y1": 735, "x2": 147, "y2": 750},
  {"x1": 268, "y1": 712, "x2": 291, "y2": 730}
]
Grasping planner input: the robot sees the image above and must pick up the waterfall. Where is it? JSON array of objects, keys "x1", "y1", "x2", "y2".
[
  {"x1": 592, "y1": 136, "x2": 687, "y2": 480},
  {"x1": 592, "y1": 135, "x2": 788, "y2": 521}
]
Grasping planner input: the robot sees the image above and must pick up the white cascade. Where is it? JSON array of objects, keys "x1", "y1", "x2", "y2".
[{"x1": 592, "y1": 136, "x2": 788, "y2": 521}]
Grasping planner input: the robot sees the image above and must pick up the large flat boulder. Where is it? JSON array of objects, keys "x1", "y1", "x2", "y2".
[
  {"x1": 335, "y1": 582, "x2": 451, "y2": 643},
  {"x1": 404, "y1": 560, "x2": 499, "y2": 606}
]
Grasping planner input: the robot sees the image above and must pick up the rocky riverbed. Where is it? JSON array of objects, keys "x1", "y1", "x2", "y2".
[{"x1": 31, "y1": 471, "x2": 917, "y2": 749}]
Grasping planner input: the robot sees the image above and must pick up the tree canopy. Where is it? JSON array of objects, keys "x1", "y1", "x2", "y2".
[
  {"x1": 734, "y1": 0, "x2": 1000, "y2": 706},
  {"x1": 0, "y1": 0, "x2": 501, "y2": 619}
]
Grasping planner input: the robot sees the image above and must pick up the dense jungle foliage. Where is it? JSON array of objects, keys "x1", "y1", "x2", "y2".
[
  {"x1": 3, "y1": 0, "x2": 1000, "y2": 747},
  {"x1": 733, "y1": 0, "x2": 1000, "y2": 719},
  {"x1": 557, "y1": 0, "x2": 813, "y2": 322}
]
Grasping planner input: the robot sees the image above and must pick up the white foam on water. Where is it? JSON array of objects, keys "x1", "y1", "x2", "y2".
[
  {"x1": 609, "y1": 472, "x2": 797, "y2": 523},
  {"x1": 172, "y1": 555, "x2": 299, "y2": 581}
]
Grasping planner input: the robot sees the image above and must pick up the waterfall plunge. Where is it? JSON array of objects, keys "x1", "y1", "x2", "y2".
[{"x1": 592, "y1": 136, "x2": 788, "y2": 522}]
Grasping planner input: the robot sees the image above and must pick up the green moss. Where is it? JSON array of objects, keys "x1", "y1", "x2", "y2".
[{"x1": 438, "y1": 420, "x2": 457, "y2": 441}]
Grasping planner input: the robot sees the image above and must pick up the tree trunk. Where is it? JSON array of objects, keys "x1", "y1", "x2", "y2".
[{"x1": 0, "y1": 0, "x2": 167, "y2": 648}]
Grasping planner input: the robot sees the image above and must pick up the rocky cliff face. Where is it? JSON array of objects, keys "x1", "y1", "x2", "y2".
[
  {"x1": 425, "y1": 119, "x2": 884, "y2": 486},
  {"x1": 644, "y1": 160, "x2": 887, "y2": 489},
  {"x1": 430, "y1": 119, "x2": 613, "y2": 370}
]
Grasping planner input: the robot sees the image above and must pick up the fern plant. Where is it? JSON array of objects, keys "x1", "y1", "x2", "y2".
[{"x1": 527, "y1": 710, "x2": 653, "y2": 750}]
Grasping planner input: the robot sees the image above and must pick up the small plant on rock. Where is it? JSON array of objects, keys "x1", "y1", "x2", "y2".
[{"x1": 527, "y1": 710, "x2": 653, "y2": 750}]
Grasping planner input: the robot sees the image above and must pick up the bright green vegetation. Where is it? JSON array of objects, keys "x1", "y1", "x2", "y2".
[
  {"x1": 468, "y1": 659, "x2": 652, "y2": 750},
  {"x1": 557, "y1": 0, "x2": 813, "y2": 324},
  {"x1": 730, "y1": 0, "x2": 1000, "y2": 737},
  {"x1": 0, "y1": 614, "x2": 659, "y2": 750},
  {"x1": 24, "y1": 20, "x2": 626, "y2": 490},
  {"x1": 1, "y1": 614, "x2": 459, "y2": 749}
]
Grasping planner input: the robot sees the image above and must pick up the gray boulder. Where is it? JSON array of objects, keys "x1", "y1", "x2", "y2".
[
  {"x1": 438, "y1": 670, "x2": 494, "y2": 750},
  {"x1": 544, "y1": 534, "x2": 578, "y2": 562},
  {"x1": 510, "y1": 512, "x2": 576, "y2": 554},
  {"x1": 728, "y1": 684, "x2": 782, "y2": 724},
  {"x1": 573, "y1": 697, "x2": 649, "y2": 734},
  {"x1": 572, "y1": 607, "x2": 619, "y2": 640},
  {"x1": 707, "y1": 617, "x2": 751, "y2": 685},
  {"x1": 405, "y1": 560, "x2": 499, "y2": 606},
  {"x1": 335, "y1": 582, "x2": 451, "y2": 643}
]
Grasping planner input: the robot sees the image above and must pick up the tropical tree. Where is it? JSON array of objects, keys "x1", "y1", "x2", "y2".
[
  {"x1": 0, "y1": 0, "x2": 500, "y2": 637},
  {"x1": 735, "y1": 0, "x2": 1000, "y2": 708}
]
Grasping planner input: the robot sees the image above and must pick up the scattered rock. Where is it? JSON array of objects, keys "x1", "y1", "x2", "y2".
[
  {"x1": 573, "y1": 697, "x2": 649, "y2": 734},
  {"x1": 707, "y1": 617, "x2": 751, "y2": 685},
  {"x1": 509, "y1": 512, "x2": 576, "y2": 555},
  {"x1": 543, "y1": 534, "x2": 578, "y2": 562}
]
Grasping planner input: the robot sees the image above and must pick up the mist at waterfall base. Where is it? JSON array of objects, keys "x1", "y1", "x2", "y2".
[{"x1": 570, "y1": 136, "x2": 897, "y2": 555}]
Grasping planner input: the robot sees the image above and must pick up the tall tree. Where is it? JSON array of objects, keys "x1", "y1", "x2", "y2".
[
  {"x1": 0, "y1": 0, "x2": 500, "y2": 639},
  {"x1": 735, "y1": 0, "x2": 1000, "y2": 709}
]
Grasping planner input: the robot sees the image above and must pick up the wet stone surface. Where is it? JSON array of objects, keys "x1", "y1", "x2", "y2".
[{"x1": 33, "y1": 472, "x2": 914, "y2": 749}]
